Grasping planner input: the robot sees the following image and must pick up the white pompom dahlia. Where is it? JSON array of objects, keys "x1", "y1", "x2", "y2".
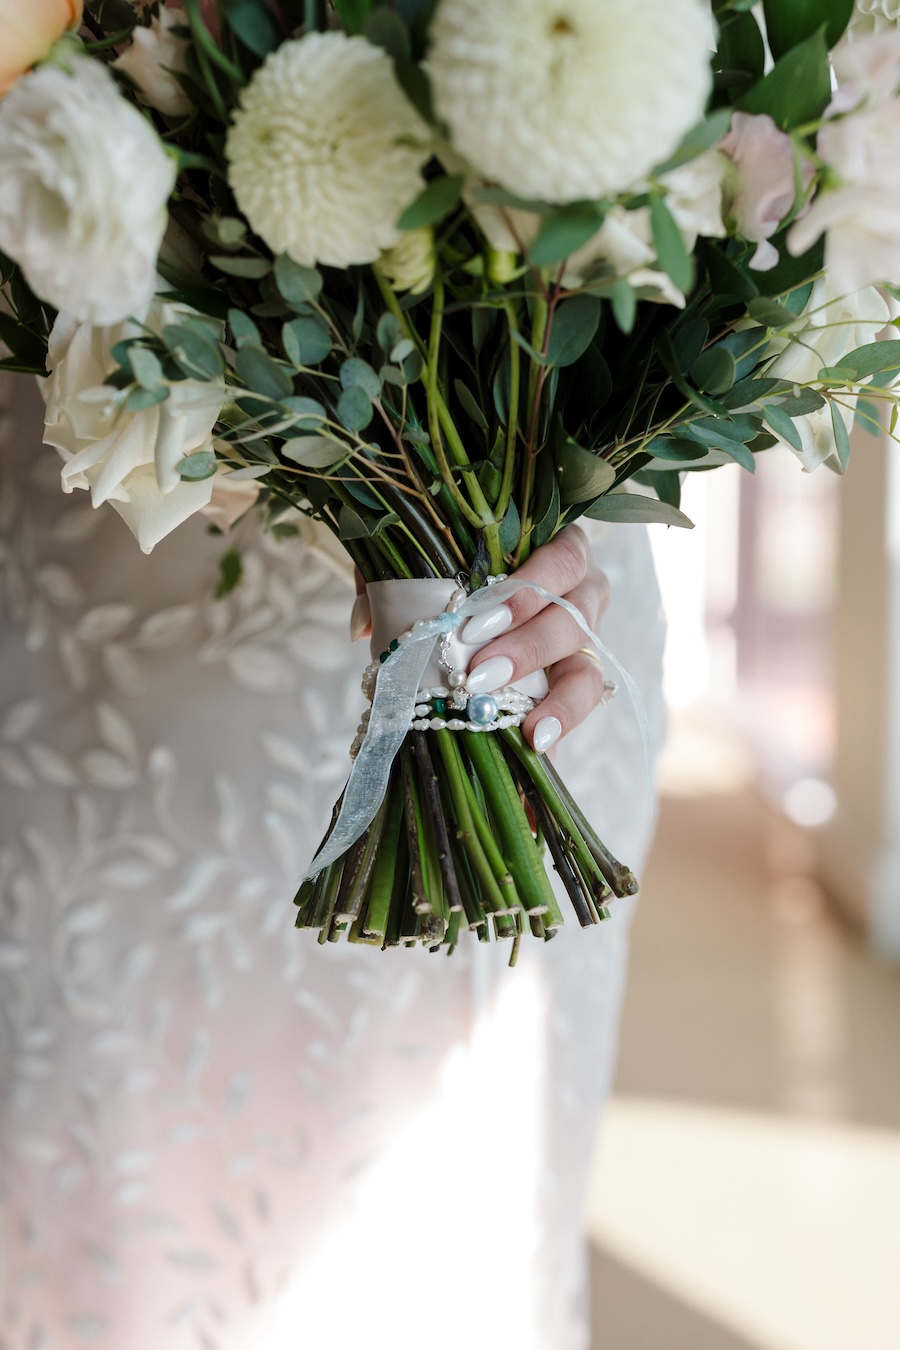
[
  {"x1": 225, "y1": 32, "x2": 431, "y2": 269},
  {"x1": 427, "y1": 0, "x2": 713, "y2": 204}
]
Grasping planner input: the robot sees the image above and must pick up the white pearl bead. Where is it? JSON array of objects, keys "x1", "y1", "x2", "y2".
[
  {"x1": 412, "y1": 620, "x2": 426, "y2": 632},
  {"x1": 415, "y1": 705, "x2": 430, "y2": 717},
  {"x1": 435, "y1": 686, "x2": 449, "y2": 698},
  {"x1": 448, "y1": 719, "x2": 466, "y2": 731},
  {"x1": 466, "y1": 721, "x2": 480, "y2": 732},
  {"x1": 448, "y1": 669, "x2": 466, "y2": 688},
  {"x1": 429, "y1": 717, "x2": 446, "y2": 730},
  {"x1": 413, "y1": 719, "x2": 429, "y2": 731}
]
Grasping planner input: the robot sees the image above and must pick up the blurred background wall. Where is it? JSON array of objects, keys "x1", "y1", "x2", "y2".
[{"x1": 587, "y1": 434, "x2": 900, "y2": 1348}]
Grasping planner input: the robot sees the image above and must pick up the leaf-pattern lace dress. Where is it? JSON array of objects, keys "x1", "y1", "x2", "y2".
[{"x1": 0, "y1": 373, "x2": 665, "y2": 1350}]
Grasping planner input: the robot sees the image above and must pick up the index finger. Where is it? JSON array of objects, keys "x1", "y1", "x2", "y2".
[{"x1": 459, "y1": 526, "x2": 590, "y2": 645}]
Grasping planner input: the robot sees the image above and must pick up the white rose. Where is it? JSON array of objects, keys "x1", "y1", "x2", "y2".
[
  {"x1": 42, "y1": 300, "x2": 227, "y2": 553},
  {"x1": 0, "y1": 58, "x2": 175, "y2": 325},
  {"x1": 112, "y1": 6, "x2": 191, "y2": 118},
  {"x1": 764, "y1": 280, "x2": 890, "y2": 470}
]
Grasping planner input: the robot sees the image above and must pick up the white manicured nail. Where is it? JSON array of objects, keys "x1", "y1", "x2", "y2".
[
  {"x1": 349, "y1": 593, "x2": 371, "y2": 642},
  {"x1": 466, "y1": 655, "x2": 514, "y2": 694},
  {"x1": 461, "y1": 603, "x2": 513, "y2": 645},
  {"x1": 532, "y1": 716, "x2": 562, "y2": 753}
]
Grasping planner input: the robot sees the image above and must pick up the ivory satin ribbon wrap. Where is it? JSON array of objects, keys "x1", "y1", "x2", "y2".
[{"x1": 302, "y1": 576, "x2": 650, "y2": 880}]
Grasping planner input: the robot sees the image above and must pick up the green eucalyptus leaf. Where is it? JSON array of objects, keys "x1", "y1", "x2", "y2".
[
  {"x1": 282, "y1": 435, "x2": 349, "y2": 468},
  {"x1": 497, "y1": 499, "x2": 521, "y2": 555},
  {"x1": 546, "y1": 295, "x2": 602, "y2": 369},
  {"x1": 363, "y1": 7, "x2": 411, "y2": 58},
  {"x1": 555, "y1": 433, "x2": 616, "y2": 504},
  {"x1": 338, "y1": 504, "x2": 371, "y2": 539},
  {"x1": 831, "y1": 400, "x2": 852, "y2": 471},
  {"x1": 690, "y1": 347, "x2": 736, "y2": 396},
  {"x1": 633, "y1": 468, "x2": 683, "y2": 510},
  {"x1": 282, "y1": 316, "x2": 331, "y2": 366},
  {"x1": 376, "y1": 312, "x2": 403, "y2": 351},
  {"x1": 332, "y1": 0, "x2": 373, "y2": 32},
  {"x1": 129, "y1": 346, "x2": 164, "y2": 390},
  {"x1": 210, "y1": 255, "x2": 272, "y2": 279},
  {"x1": 235, "y1": 345, "x2": 294, "y2": 400},
  {"x1": 648, "y1": 437, "x2": 709, "y2": 461},
  {"x1": 222, "y1": 0, "x2": 279, "y2": 56},
  {"x1": 650, "y1": 192, "x2": 694, "y2": 294},
  {"x1": 532, "y1": 465, "x2": 560, "y2": 549},
  {"x1": 746, "y1": 297, "x2": 797, "y2": 328},
  {"x1": 337, "y1": 384, "x2": 374, "y2": 431},
  {"x1": 584, "y1": 493, "x2": 695, "y2": 528},
  {"x1": 177, "y1": 449, "x2": 218, "y2": 481},
  {"x1": 125, "y1": 384, "x2": 169, "y2": 413},
  {"x1": 228, "y1": 309, "x2": 261, "y2": 349},
  {"x1": 610, "y1": 279, "x2": 637, "y2": 334},
  {"x1": 396, "y1": 174, "x2": 464, "y2": 230},
  {"x1": 163, "y1": 324, "x2": 225, "y2": 379},
  {"x1": 833, "y1": 339, "x2": 900, "y2": 381},
  {"x1": 763, "y1": 403, "x2": 803, "y2": 450},
  {"x1": 453, "y1": 378, "x2": 489, "y2": 433},
  {"x1": 280, "y1": 395, "x2": 327, "y2": 430},
  {"x1": 340, "y1": 357, "x2": 381, "y2": 399},
  {"x1": 527, "y1": 203, "x2": 604, "y2": 267},
  {"x1": 777, "y1": 388, "x2": 826, "y2": 416},
  {"x1": 273, "y1": 254, "x2": 323, "y2": 307}
]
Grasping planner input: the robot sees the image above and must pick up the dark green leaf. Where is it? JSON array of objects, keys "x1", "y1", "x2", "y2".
[
  {"x1": 650, "y1": 193, "x2": 694, "y2": 294},
  {"x1": 340, "y1": 358, "x2": 381, "y2": 399},
  {"x1": 363, "y1": 8, "x2": 411, "y2": 58},
  {"x1": 273, "y1": 254, "x2": 323, "y2": 307},
  {"x1": 690, "y1": 347, "x2": 736, "y2": 396},
  {"x1": 699, "y1": 241, "x2": 760, "y2": 302},
  {"x1": 584, "y1": 493, "x2": 695, "y2": 528},
  {"x1": 338, "y1": 504, "x2": 371, "y2": 539},
  {"x1": 610, "y1": 279, "x2": 636, "y2": 335},
  {"x1": 177, "y1": 449, "x2": 218, "y2": 481},
  {"x1": 831, "y1": 401, "x2": 851, "y2": 471},
  {"x1": 454, "y1": 379, "x2": 489, "y2": 433},
  {"x1": 746, "y1": 297, "x2": 797, "y2": 328},
  {"x1": 555, "y1": 433, "x2": 616, "y2": 505},
  {"x1": 527, "y1": 204, "x2": 604, "y2": 267},
  {"x1": 163, "y1": 323, "x2": 225, "y2": 379},
  {"x1": 777, "y1": 388, "x2": 826, "y2": 416},
  {"x1": 648, "y1": 437, "x2": 709, "y2": 461},
  {"x1": 737, "y1": 29, "x2": 830, "y2": 130},
  {"x1": 763, "y1": 403, "x2": 803, "y2": 450},
  {"x1": 235, "y1": 345, "x2": 294, "y2": 399},
  {"x1": 222, "y1": 0, "x2": 278, "y2": 55},
  {"x1": 210, "y1": 255, "x2": 272, "y2": 279},
  {"x1": 396, "y1": 174, "x2": 464, "y2": 231},
  {"x1": 395, "y1": 56, "x2": 435, "y2": 124},
  {"x1": 282, "y1": 316, "x2": 332, "y2": 366},
  {"x1": 546, "y1": 296, "x2": 602, "y2": 369},
  {"x1": 497, "y1": 499, "x2": 521, "y2": 555},
  {"x1": 332, "y1": 0, "x2": 373, "y2": 32},
  {"x1": 633, "y1": 469, "x2": 682, "y2": 510},
  {"x1": 377, "y1": 312, "x2": 403, "y2": 351},
  {"x1": 532, "y1": 465, "x2": 560, "y2": 549},
  {"x1": 762, "y1": 0, "x2": 854, "y2": 59},
  {"x1": 855, "y1": 397, "x2": 882, "y2": 436},
  {"x1": 337, "y1": 384, "x2": 374, "y2": 431},
  {"x1": 216, "y1": 548, "x2": 243, "y2": 597},
  {"x1": 715, "y1": 10, "x2": 766, "y2": 90},
  {"x1": 228, "y1": 309, "x2": 261, "y2": 349}
]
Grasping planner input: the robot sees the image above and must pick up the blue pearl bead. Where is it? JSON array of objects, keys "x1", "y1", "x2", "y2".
[{"x1": 467, "y1": 693, "x2": 499, "y2": 726}]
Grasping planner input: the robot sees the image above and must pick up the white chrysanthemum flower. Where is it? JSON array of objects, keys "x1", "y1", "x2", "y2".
[
  {"x1": 849, "y1": 0, "x2": 900, "y2": 37},
  {"x1": 225, "y1": 32, "x2": 431, "y2": 269},
  {"x1": 428, "y1": 0, "x2": 713, "y2": 204}
]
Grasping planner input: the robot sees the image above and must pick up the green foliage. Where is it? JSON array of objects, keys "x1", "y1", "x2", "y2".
[
  {"x1": 762, "y1": 0, "x2": 855, "y2": 58},
  {"x1": 584, "y1": 493, "x2": 694, "y2": 528},
  {"x1": 163, "y1": 323, "x2": 225, "y2": 379},
  {"x1": 216, "y1": 549, "x2": 244, "y2": 597},
  {"x1": 337, "y1": 384, "x2": 374, "y2": 431},
  {"x1": 554, "y1": 429, "x2": 616, "y2": 505},
  {"x1": 235, "y1": 345, "x2": 294, "y2": 399},
  {"x1": 397, "y1": 175, "x2": 464, "y2": 231},
  {"x1": 177, "y1": 449, "x2": 218, "y2": 481},
  {"x1": 528, "y1": 204, "x2": 604, "y2": 267},
  {"x1": 737, "y1": 30, "x2": 831, "y2": 129},
  {"x1": 282, "y1": 317, "x2": 332, "y2": 366},
  {"x1": 650, "y1": 193, "x2": 694, "y2": 294},
  {"x1": 546, "y1": 296, "x2": 602, "y2": 368},
  {"x1": 221, "y1": 0, "x2": 280, "y2": 57},
  {"x1": 274, "y1": 255, "x2": 323, "y2": 308}
]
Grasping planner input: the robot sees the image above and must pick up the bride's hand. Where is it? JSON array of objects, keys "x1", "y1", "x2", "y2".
[{"x1": 460, "y1": 525, "x2": 611, "y2": 753}]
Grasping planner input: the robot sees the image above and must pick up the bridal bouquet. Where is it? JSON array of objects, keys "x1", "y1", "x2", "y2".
[{"x1": 3, "y1": 0, "x2": 900, "y2": 955}]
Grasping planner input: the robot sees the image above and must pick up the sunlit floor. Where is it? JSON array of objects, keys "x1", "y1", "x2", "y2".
[{"x1": 587, "y1": 713, "x2": 900, "y2": 1350}]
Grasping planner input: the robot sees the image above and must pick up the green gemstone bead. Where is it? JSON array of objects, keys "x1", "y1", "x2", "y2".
[
  {"x1": 389, "y1": 638, "x2": 400, "y2": 651},
  {"x1": 379, "y1": 651, "x2": 390, "y2": 663},
  {"x1": 433, "y1": 698, "x2": 447, "y2": 715}
]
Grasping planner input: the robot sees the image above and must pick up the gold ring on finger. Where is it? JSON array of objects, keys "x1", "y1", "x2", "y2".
[{"x1": 576, "y1": 647, "x2": 618, "y2": 704}]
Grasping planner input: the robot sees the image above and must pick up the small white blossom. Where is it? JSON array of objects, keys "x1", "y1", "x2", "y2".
[
  {"x1": 112, "y1": 6, "x2": 191, "y2": 118},
  {"x1": 226, "y1": 32, "x2": 431, "y2": 269},
  {"x1": 427, "y1": 0, "x2": 712, "y2": 204},
  {"x1": 0, "y1": 59, "x2": 174, "y2": 325}
]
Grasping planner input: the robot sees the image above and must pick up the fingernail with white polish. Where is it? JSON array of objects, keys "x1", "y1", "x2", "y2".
[
  {"x1": 466, "y1": 655, "x2": 514, "y2": 694},
  {"x1": 461, "y1": 603, "x2": 513, "y2": 645},
  {"x1": 532, "y1": 716, "x2": 562, "y2": 754},
  {"x1": 350, "y1": 593, "x2": 371, "y2": 642}
]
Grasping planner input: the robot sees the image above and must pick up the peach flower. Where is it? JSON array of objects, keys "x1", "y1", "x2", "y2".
[{"x1": 0, "y1": 0, "x2": 83, "y2": 98}]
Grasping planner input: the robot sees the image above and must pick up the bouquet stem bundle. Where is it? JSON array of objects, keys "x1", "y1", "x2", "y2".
[{"x1": 295, "y1": 727, "x2": 637, "y2": 958}]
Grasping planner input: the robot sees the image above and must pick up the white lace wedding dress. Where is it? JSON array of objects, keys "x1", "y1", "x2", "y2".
[{"x1": 0, "y1": 372, "x2": 665, "y2": 1350}]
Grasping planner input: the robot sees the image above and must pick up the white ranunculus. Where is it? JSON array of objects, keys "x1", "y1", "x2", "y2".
[
  {"x1": 562, "y1": 206, "x2": 685, "y2": 306},
  {"x1": 763, "y1": 280, "x2": 890, "y2": 470},
  {"x1": 0, "y1": 58, "x2": 175, "y2": 325},
  {"x1": 42, "y1": 301, "x2": 227, "y2": 553},
  {"x1": 427, "y1": 0, "x2": 712, "y2": 204},
  {"x1": 226, "y1": 32, "x2": 431, "y2": 269},
  {"x1": 112, "y1": 6, "x2": 191, "y2": 117},
  {"x1": 848, "y1": 0, "x2": 900, "y2": 38}
]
